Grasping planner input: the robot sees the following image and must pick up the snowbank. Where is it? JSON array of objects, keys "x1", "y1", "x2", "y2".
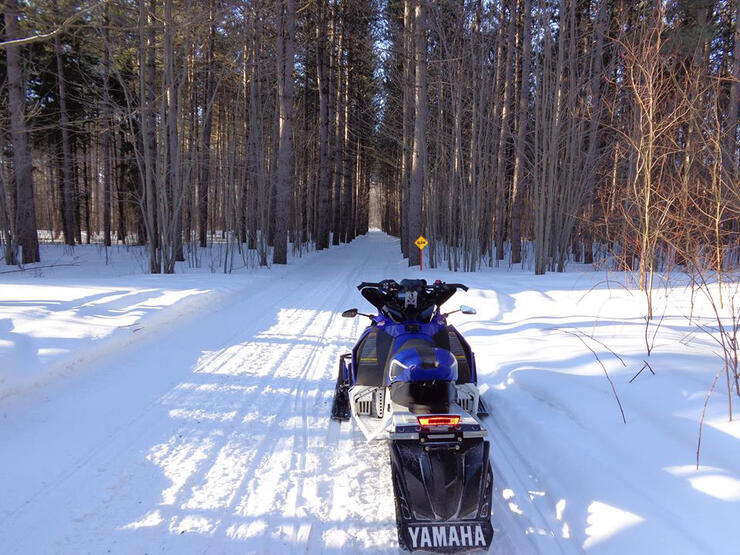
[
  {"x1": 0, "y1": 243, "x2": 305, "y2": 400},
  {"x1": 446, "y1": 270, "x2": 740, "y2": 554}
]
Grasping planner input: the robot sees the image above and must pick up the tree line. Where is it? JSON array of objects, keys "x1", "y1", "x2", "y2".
[
  {"x1": 0, "y1": 0, "x2": 738, "y2": 277},
  {"x1": 1, "y1": 0, "x2": 375, "y2": 272},
  {"x1": 377, "y1": 0, "x2": 739, "y2": 276}
]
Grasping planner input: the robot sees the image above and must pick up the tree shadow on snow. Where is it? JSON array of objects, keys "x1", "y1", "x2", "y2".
[{"x1": 483, "y1": 358, "x2": 740, "y2": 555}]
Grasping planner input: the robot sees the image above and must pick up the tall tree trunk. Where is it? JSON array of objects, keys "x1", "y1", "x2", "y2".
[
  {"x1": 248, "y1": 9, "x2": 266, "y2": 260},
  {"x1": 725, "y1": 0, "x2": 739, "y2": 180},
  {"x1": 4, "y1": 0, "x2": 39, "y2": 263},
  {"x1": 114, "y1": 128, "x2": 127, "y2": 243},
  {"x1": 316, "y1": 0, "x2": 331, "y2": 250},
  {"x1": 53, "y1": 0, "x2": 75, "y2": 246},
  {"x1": 163, "y1": 0, "x2": 180, "y2": 272},
  {"x1": 0, "y1": 144, "x2": 17, "y2": 264},
  {"x1": 579, "y1": 0, "x2": 606, "y2": 267},
  {"x1": 510, "y1": 0, "x2": 531, "y2": 264},
  {"x1": 494, "y1": 5, "x2": 516, "y2": 262},
  {"x1": 139, "y1": 0, "x2": 159, "y2": 272},
  {"x1": 408, "y1": 0, "x2": 426, "y2": 267},
  {"x1": 341, "y1": 39, "x2": 352, "y2": 244},
  {"x1": 331, "y1": 3, "x2": 344, "y2": 246},
  {"x1": 273, "y1": 0, "x2": 295, "y2": 264},
  {"x1": 101, "y1": 2, "x2": 112, "y2": 246},
  {"x1": 81, "y1": 137, "x2": 91, "y2": 243},
  {"x1": 199, "y1": 0, "x2": 216, "y2": 248},
  {"x1": 401, "y1": 0, "x2": 413, "y2": 258}
]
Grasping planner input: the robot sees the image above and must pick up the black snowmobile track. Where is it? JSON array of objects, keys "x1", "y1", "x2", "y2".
[
  {"x1": 330, "y1": 354, "x2": 351, "y2": 421},
  {"x1": 330, "y1": 384, "x2": 351, "y2": 421}
]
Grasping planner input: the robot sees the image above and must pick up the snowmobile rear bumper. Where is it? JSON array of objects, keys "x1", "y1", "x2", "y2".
[{"x1": 391, "y1": 437, "x2": 493, "y2": 553}]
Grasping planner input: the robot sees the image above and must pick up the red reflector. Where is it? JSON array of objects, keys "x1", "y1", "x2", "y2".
[{"x1": 418, "y1": 415, "x2": 461, "y2": 427}]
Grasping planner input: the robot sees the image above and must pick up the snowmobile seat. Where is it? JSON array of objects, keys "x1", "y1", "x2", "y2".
[
  {"x1": 429, "y1": 326, "x2": 474, "y2": 384},
  {"x1": 448, "y1": 327, "x2": 473, "y2": 384},
  {"x1": 432, "y1": 327, "x2": 452, "y2": 350},
  {"x1": 354, "y1": 326, "x2": 473, "y2": 387},
  {"x1": 386, "y1": 337, "x2": 439, "y2": 369},
  {"x1": 385, "y1": 336, "x2": 458, "y2": 413}
]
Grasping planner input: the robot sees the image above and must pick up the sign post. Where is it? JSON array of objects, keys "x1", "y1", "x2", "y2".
[{"x1": 414, "y1": 235, "x2": 428, "y2": 271}]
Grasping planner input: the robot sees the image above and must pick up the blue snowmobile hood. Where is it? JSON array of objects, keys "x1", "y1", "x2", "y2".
[{"x1": 387, "y1": 343, "x2": 458, "y2": 385}]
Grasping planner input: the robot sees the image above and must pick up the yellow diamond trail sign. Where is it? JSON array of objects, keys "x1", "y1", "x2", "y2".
[{"x1": 415, "y1": 235, "x2": 428, "y2": 270}]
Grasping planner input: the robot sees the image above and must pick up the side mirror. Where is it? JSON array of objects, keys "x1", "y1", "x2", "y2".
[
  {"x1": 460, "y1": 305, "x2": 477, "y2": 315},
  {"x1": 342, "y1": 308, "x2": 358, "y2": 318}
]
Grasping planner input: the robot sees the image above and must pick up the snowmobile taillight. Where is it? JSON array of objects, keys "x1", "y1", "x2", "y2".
[{"x1": 417, "y1": 415, "x2": 460, "y2": 427}]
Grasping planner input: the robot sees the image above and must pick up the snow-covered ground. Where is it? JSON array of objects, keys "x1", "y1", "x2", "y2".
[
  {"x1": 1, "y1": 232, "x2": 738, "y2": 554},
  {"x1": 0, "y1": 242, "x2": 301, "y2": 399}
]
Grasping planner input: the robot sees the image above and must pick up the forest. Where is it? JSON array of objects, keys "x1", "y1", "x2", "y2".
[
  {"x1": 0, "y1": 0, "x2": 738, "y2": 277},
  {"x1": 1, "y1": 3, "x2": 740, "y2": 550}
]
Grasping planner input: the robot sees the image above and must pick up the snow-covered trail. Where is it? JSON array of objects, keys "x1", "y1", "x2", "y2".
[
  {"x1": 3, "y1": 231, "x2": 738, "y2": 554},
  {"x1": 0, "y1": 233, "x2": 408, "y2": 554}
]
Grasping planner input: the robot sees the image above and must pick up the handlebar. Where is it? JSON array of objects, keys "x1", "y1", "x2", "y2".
[
  {"x1": 357, "y1": 281, "x2": 385, "y2": 290},
  {"x1": 357, "y1": 282, "x2": 377, "y2": 290},
  {"x1": 357, "y1": 280, "x2": 468, "y2": 293},
  {"x1": 446, "y1": 283, "x2": 469, "y2": 292},
  {"x1": 356, "y1": 279, "x2": 468, "y2": 320}
]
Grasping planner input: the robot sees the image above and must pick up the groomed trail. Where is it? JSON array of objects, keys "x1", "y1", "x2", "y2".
[
  {"x1": 0, "y1": 234, "x2": 400, "y2": 553},
  {"x1": 2, "y1": 231, "x2": 737, "y2": 554},
  {"x1": 0, "y1": 233, "x2": 514, "y2": 554}
]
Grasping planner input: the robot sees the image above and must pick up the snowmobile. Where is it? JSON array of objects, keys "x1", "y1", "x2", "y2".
[{"x1": 332, "y1": 279, "x2": 493, "y2": 553}]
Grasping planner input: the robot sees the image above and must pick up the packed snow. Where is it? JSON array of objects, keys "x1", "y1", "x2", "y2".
[
  {"x1": 0, "y1": 242, "x2": 299, "y2": 399},
  {"x1": 1, "y1": 231, "x2": 738, "y2": 554}
]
